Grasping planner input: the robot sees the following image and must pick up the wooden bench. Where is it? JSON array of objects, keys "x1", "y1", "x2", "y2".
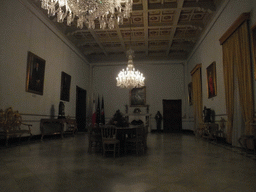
[{"x1": 0, "y1": 107, "x2": 32, "y2": 146}]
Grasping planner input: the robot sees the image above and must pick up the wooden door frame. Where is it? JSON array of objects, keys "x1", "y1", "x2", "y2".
[
  {"x1": 76, "y1": 86, "x2": 87, "y2": 132},
  {"x1": 162, "y1": 99, "x2": 182, "y2": 133}
]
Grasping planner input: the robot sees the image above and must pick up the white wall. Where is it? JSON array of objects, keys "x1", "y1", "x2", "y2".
[
  {"x1": 185, "y1": 0, "x2": 254, "y2": 130},
  {"x1": 0, "y1": 0, "x2": 90, "y2": 135},
  {"x1": 92, "y1": 63, "x2": 185, "y2": 130}
]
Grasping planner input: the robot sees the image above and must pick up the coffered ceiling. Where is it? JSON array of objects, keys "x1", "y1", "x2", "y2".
[{"x1": 29, "y1": 0, "x2": 224, "y2": 64}]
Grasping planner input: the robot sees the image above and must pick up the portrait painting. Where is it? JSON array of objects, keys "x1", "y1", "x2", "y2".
[
  {"x1": 188, "y1": 82, "x2": 193, "y2": 105},
  {"x1": 130, "y1": 86, "x2": 146, "y2": 106},
  {"x1": 60, "y1": 72, "x2": 71, "y2": 102},
  {"x1": 26, "y1": 51, "x2": 46, "y2": 95},
  {"x1": 206, "y1": 62, "x2": 217, "y2": 98}
]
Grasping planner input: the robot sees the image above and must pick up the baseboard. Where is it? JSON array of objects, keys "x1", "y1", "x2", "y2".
[
  {"x1": 0, "y1": 132, "x2": 80, "y2": 147},
  {"x1": 181, "y1": 129, "x2": 194, "y2": 134}
]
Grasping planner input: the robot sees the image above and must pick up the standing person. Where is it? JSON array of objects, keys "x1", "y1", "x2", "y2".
[{"x1": 155, "y1": 111, "x2": 162, "y2": 133}]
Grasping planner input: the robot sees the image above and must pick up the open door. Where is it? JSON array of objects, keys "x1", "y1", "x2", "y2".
[
  {"x1": 163, "y1": 99, "x2": 182, "y2": 132},
  {"x1": 76, "y1": 86, "x2": 87, "y2": 132}
]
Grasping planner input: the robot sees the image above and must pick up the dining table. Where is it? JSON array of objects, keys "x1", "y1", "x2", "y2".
[
  {"x1": 89, "y1": 124, "x2": 144, "y2": 155},
  {"x1": 115, "y1": 125, "x2": 141, "y2": 153}
]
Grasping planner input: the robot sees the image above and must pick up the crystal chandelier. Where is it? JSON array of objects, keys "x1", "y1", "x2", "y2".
[
  {"x1": 40, "y1": 0, "x2": 133, "y2": 29},
  {"x1": 116, "y1": 48, "x2": 145, "y2": 89}
]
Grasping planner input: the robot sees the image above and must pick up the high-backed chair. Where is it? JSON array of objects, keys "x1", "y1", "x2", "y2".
[
  {"x1": 65, "y1": 117, "x2": 77, "y2": 136},
  {"x1": 216, "y1": 117, "x2": 226, "y2": 138},
  {"x1": 143, "y1": 125, "x2": 148, "y2": 150},
  {"x1": 101, "y1": 125, "x2": 120, "y2": 157},
  {"x1": 125, "y1": 126, "x2": 145, "y2": 155},
  {"x1": 88, "y1": 124, "x2": 102, "y2": 153}
]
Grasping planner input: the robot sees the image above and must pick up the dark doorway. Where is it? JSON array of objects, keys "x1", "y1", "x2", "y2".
[
  {"x1": 76, "y1": 86, "x2": 87, "y2": 132},
  {"x1": 163, "y1": 99, "x2": 182, "y2": 132}
]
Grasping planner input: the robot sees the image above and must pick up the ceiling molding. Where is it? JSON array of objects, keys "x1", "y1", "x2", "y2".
[{"x1": 26, "y1": 0, "x2": 224, "y2": 64}]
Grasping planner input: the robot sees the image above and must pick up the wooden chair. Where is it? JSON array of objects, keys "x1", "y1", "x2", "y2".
[
  {"x1": 65, "y1": 117, "x2": 77, "y2": 136},
  {"x1": 202, "y1": 123, "x2": 219, "y2": 140},
  {"x1": 88, "y1": 124, "x2": 102, "y2": 153},
  {"x1": 125, "y1": 126, "x2": 145, "y2": 155},
  {"x1": 101, "y1": 125, "x2": 120, "y2": 157},
  {"x1": 216, "y1": 117, "x2": 226, "y2": 138},
  {"x1": 195, "y1": 123, "x2": 206, "y2": 137},
  {"x1": 143, "y1": 125, "x2": 148, "y2": 150}
]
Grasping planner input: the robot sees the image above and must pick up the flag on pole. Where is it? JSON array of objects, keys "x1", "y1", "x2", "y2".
[
  {"x1": 101, "y1": 96, "x2": 105, "y2": 125},
  {"x1": 92, "y1": 95, "x2": 96, "y2": 127},
  {"x1": 96, "y1": 95, "x2": 101, "y2": 124}
]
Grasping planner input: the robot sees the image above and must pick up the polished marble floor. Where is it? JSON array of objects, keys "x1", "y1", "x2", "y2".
[{"x1": 0, "y1": 132, "x2": 256, "y2": 192}]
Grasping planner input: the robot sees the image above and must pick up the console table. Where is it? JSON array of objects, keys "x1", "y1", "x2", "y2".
[{"x1": 40, "y1": 118, "x2": 77, "y2": 141}]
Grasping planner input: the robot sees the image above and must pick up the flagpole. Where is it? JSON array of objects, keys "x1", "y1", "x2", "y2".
[
  {"x1": 101, "y1": 95, "x2": 105, "y2": 125},
  {"x1": 92, "y1": 93, "x2": 96, "y2": 127},
  {"x1": 96, "y1": 95, "x2": 101, "y2": 125}
]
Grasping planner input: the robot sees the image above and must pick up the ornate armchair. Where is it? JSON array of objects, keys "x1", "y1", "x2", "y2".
[{"x1": 0, "y1": 107, "x2": 32, "y2": 146}]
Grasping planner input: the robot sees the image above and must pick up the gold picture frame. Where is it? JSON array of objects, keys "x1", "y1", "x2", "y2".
[
  {"x1": 26, "y1": 51, "x2": 46, "y2": 95},
  {"x1": 130, "y1": 86, "x2": 146, "y2": 106},
  {"x1": 206, "y1": 61, "x2": 217, "y2": 98},
  {"x1": 188, "y1": 82, "x2": 193, "y2": 105},
  {"x1": 251, "y1": 23, "x2": 256, "y2": 80}
]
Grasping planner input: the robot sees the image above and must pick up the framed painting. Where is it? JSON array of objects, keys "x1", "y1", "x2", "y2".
[
  {"x1": 26, "y1": 51, "x2": 46, "y2": 95},
  {"x1": 206, "y1": 61, "x2": 217, "y2": 98},
  {"x1": 60, "y1": 72, "x2": 71, "y2": 102},
  {"x1": 188, "y1": 82, "x2": 193, "y2": 105},
  {"x1": 251, "y1": 23, "x2": 256, "y2": 80},
  {"x1": 130, "y1": 86, "x2": 146, "y2": 106}
]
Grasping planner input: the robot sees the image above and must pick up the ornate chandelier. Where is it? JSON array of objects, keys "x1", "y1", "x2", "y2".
[
  {"x1": 40, "y1": 0, "x2": 133, "y2": 29},
  {"x1": 116, "y1": 48, "x2": 145, "y2": 89}
]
